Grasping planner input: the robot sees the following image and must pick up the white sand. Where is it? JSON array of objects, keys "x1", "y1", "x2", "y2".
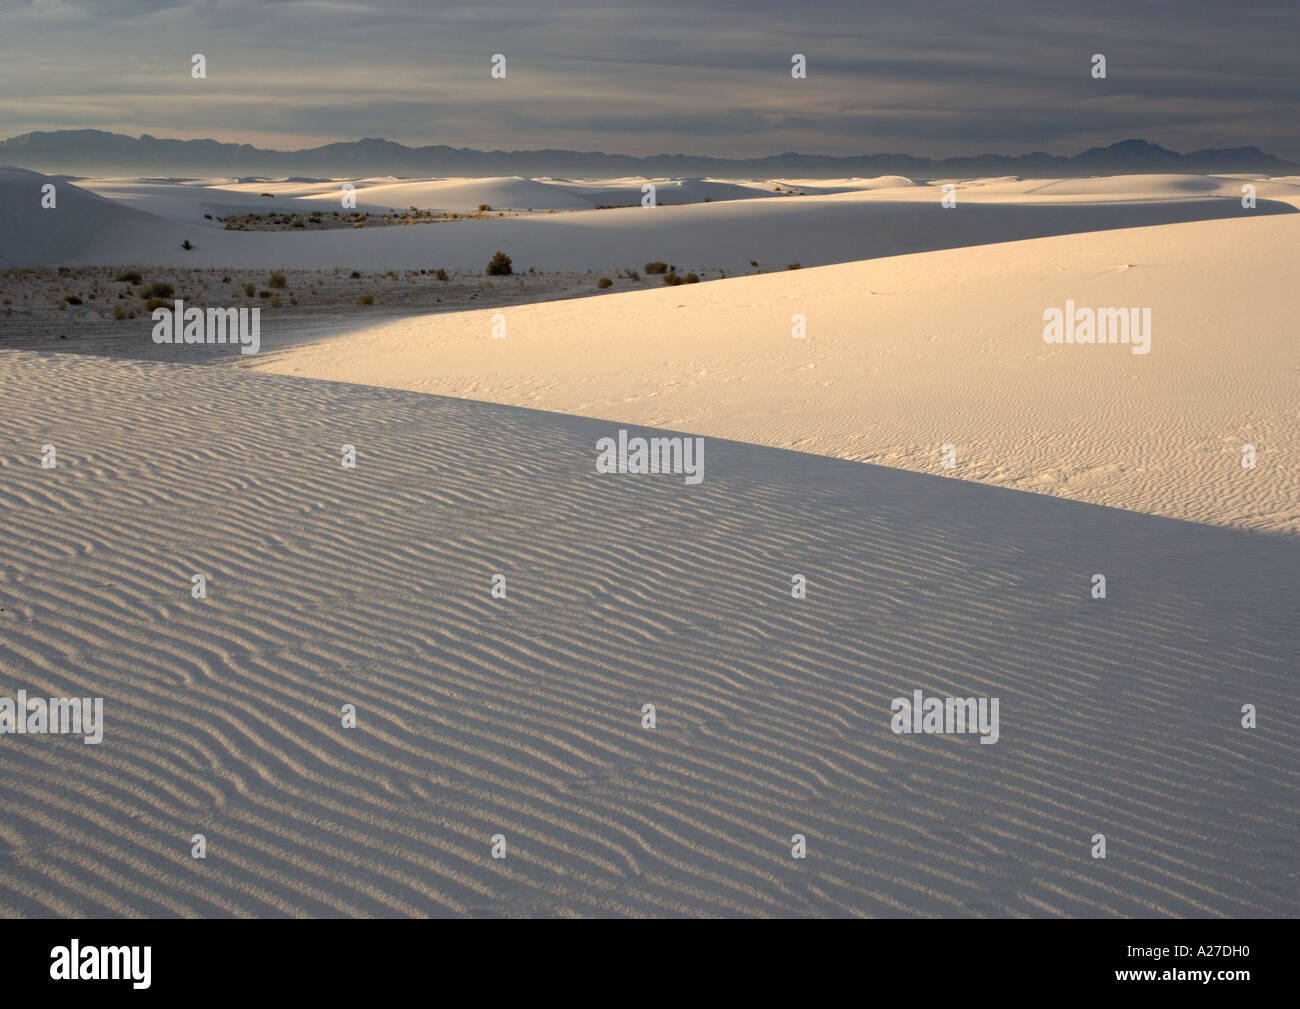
[
  {"x1": 4, "y1": 165, "x2": 1295, "y2": 272},
  {"x1": 0, "y1": 349, "x2": 1294, "y2": 916},
  {"x1": 1, "y1": 167, "x2": 1296, "y2": 918},
  {"x1": 253, "y1": 210, "x2": 1300, "y2": 534}
]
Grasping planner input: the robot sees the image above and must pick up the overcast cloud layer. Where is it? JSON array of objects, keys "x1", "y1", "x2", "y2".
[{"x1": 1, "y1": 0, "x2": 1296, "y2": 160}]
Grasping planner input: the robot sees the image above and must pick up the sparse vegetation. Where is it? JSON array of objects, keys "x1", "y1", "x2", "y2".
[
  {"x1": 645, "y1": 261, "x2": 668, "y2": 274},
  {"x1": 269, "y1": 295, "x2": 282, "y2": 308},
  {"x1": 786, "y1": 263, "x2": 801, "y2": 270},
  {"x1": 357, "y1": 294, "x2": 374, "y2": 305},
  {"x1": 685, "y1": 273, "x2": 700, "y2": 284},
  {"x1": 114, "y1": 305, "x2": 129, "y2": 320},
  {"x1": 435, "y1": 268, "x2": 448, "y2": 281},
  {"x1": 268, "y1": 272, "x2": 287, "y2": 289},
  {"x1": 487, "y1": 251, "x2": 513, "y2": 276},
  {"x1": 115, "y1": 270, "x2": 142, "y2": 284},
  {"x1": 662, "y1": 272, "x2": 684, "y2": 286},
  {"x1": 148, "y1": 281, "x2": 174, "y2": 298},
  {"x1": 597, "y1": 277, "x2": 613, "y2": 289},
  {"x1": 477, "y1": 204, "x2": 492, "y2": 212}
]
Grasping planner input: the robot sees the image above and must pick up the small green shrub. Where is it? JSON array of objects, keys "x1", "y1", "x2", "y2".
[{"x1": 487, "y1": 251, "x2": 513, "y2": 276}]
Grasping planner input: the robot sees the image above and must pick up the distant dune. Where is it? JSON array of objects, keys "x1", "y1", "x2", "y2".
[{"x1": 2, "y1": 165, "x2": 1296, "y2": 271}]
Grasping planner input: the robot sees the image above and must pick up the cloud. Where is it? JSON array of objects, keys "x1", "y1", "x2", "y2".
[{"x1": 0, "y1": 0, "x2": 1296, "y2": 159}]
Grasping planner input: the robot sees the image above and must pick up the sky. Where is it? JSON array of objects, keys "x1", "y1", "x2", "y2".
[{"x1": 1, "y1": 0, "x2": 1297, "y2": 161}]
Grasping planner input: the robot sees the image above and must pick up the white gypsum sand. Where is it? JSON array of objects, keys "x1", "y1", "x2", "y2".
[
  {"x1": 0, "y1": 349, "x2": 1295, "y2": 917},
  {"x1": 251, "y1": 208, "x2": 1300, "y2": 534},
  {"x1": 1, "y1": 167, "x2": 1296, "y2": 918}
]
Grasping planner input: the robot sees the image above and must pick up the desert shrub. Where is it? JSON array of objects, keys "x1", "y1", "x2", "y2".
[
  {"x1": 786, "y1": 263, "x2": 801, "y2": 270},
  {"x1": 486, "y1": 251, "x2": 513, "y2": 276},
  {"x1": 57, "y1": 299, "x2": 67, "y2": 310},
  {"x1": 114, "y1": 305, "x2": 128, "y2": 320},
  {"x1": 58, "y1": 266, "x2": 71, "y2": 274},
  {"x1": 350, "y1": 270, "x2": 361, "y2": 278},
  {"x1": 221, "y1": 275, "x2": 230, "y2": 283},
  {"x1": 260, "y1": 192, "x2": 273, "y2": 198},
  {"x1": 623, "y1": 269, "x2": 640, "y2": 281},
  {"x1": 357, "y1": 294, "x2": 374, "y2": 305},
  {"x1": 145, "y1": 297, "x2": 167, "y2": 311},
  {"x1": 116, "y1": 270, "x2": 142, "y2": 284},
  {"x1": 684, "y1": 273, "x2": 700, "y2": 284},
  {"x1": 258, "y1": 290, "x2": 271, "y2": 298},
  {"x1": 203, "y1": 214, "x2": 212, "y2": 220},
  {"x1": 662, "y1": 272, "x2": 684, "y2": 286},
  {"x1": 435, "y1": 268, "x2": 448, "y2": 281},
  {"x1": 478, "y1": 203, "x2": 491, "y2": 212},
  {"x1": 244, "y1": 283, "x2": 256, "y2": 297},
  {"x1": 268, "y1": 272, "x2": 287, "y2": 288},
  {"x1": 182, "y1": 240, "x2": 193, "y2": 250},
  {"x1": 644, "y1": 261, "x2": 668, "y2": 274},
  {"x1": 65, "y1": 295, "x2": 83, "y2": 305},
  {"x1": 597, "y1": 277, "x2": 613, "y2": 289},
  {"x1": 289, "y1": 296, "x2": 297, "y2": 305},
  {"x1": 148, "y1": 281, "x2": 174, "y2": 298},
  {"x1": 269, "y1": 295, "x2": 282, "y2": 308},
  {"x1": 750, "y1": 260, "x2": 758, "y2": 267}
]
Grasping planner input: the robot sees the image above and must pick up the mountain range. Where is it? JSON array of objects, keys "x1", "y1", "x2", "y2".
[{"x1": 1, "y1": 131, "x2": 1294, "y2": 179}]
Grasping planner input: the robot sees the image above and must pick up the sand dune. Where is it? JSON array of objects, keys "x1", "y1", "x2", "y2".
[
  {"x1": 0, "y1": 348, "x2": 1294, "y2": 917},
  {"x1": 4, "y1": 165, "x2": 1293, "y2": 271},
  {"x1": 254, "y1": 209, "x2": 1300, "y2": 535}
]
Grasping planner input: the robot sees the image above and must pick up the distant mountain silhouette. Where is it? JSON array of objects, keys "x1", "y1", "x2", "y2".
[{"x1": 1, "y1": 130, "x2": 1293, "y2": 179}]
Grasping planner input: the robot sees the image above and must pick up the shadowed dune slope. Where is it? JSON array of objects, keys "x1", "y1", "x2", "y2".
[{"x1": 0, "y1": 350, "x2": 1295, "y2": 917}]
